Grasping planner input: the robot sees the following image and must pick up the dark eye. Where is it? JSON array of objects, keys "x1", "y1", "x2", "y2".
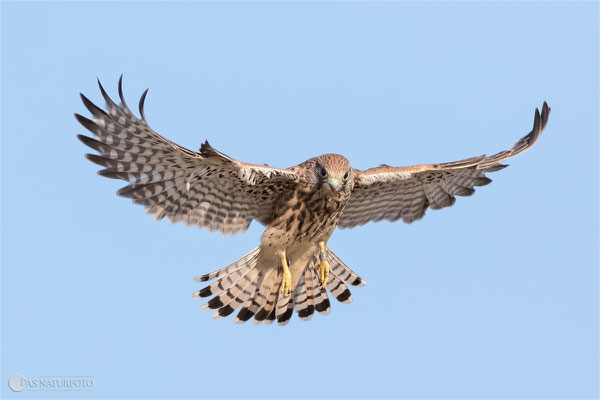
[
  {"x1": 318, "y1": 166, "x2": 327, "y2": 178},
  {"x1": 343, "y1": 171, "x2": 350, "y2": 181}
]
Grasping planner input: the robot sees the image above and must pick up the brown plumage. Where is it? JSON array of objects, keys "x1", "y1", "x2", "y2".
[{"x1": 77, "y1": 77, "x2": 550, "y2": 325}]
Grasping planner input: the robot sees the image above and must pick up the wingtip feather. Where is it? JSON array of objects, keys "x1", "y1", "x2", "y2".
[{"x1": 139, "y1": 88, "x2": 149, "y2": 121}]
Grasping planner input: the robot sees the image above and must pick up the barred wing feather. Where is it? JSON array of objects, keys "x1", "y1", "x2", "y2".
[
  {"x1": 338, "y1": 102, "x2": 550, "y2": 228},
  {"x1": 77, "y1": 77, "x2": 298, "y2": 235}
]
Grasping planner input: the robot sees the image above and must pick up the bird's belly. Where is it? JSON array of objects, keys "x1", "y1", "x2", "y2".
[{"x1": 261, "y1": 199, "x2": 344, "y2": 250}]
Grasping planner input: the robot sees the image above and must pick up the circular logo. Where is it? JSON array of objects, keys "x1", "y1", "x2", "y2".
[{"x1": 8, "y1": 373, "x2": 26, "y2": 392}]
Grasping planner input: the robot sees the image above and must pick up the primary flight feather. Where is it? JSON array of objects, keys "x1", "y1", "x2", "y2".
[{"x1": 77, "y1": 77, "x2": 550, "y2": 325}]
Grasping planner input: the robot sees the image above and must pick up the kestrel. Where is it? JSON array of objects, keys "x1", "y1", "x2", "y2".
[{"x1": 77, "y1": 77, "x2": 550, "y2": 325}]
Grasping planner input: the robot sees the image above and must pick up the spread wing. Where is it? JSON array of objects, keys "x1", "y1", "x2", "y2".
[
  {"x1": 338, "y1": 102, "x2": 550, "y2": 229},
  {"x1": 77, "y1": 77, "x2": 298, "y2": 235}
]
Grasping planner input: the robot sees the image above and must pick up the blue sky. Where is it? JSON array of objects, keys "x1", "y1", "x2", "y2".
[{"x1": 1, "y1": 1, "x2": 598, "y2": 398}]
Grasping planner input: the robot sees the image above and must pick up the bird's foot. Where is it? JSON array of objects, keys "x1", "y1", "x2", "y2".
[
  {"x1": 315, "y1": 259, "x2": 330, "y2": 288},
  {"x1": 315, "y1": 241, "x2": 330, "y2": 288},
  {"x1": 278, "y1": 250, "x2": 292, "y2": 296}
]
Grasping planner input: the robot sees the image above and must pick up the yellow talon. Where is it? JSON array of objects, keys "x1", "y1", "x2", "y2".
[
  {"x1": 317, "y1": 259, "x2": 330, "y2": 288},
  {"x1": 316, "y1": 241, "x2": 329, "y2": 288},
  {"x1": 281, "y1": 267, "x2": 292, "y2": 296},
  {"x1": 278, "y1": 250, "x2": 292, "y2": 296}
]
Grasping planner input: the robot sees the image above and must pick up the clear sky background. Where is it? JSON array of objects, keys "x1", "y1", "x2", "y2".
[{"x1": 1, "y1": 1, "x2": 598, "y2": 399}]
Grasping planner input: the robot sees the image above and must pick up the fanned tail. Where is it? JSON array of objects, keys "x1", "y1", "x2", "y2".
[
  {"x1": 326, "y1": 248, "x2": 367, "y2": 288},
  {"x1": 193, "y1": 247, "x2": 260, "y2": 282},
  {"x1": 194, "y1": 246, "x2": 365, "y2": 325}
]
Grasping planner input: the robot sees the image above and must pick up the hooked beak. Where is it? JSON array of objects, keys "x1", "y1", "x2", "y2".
[{"x1": 328, "y1": 178, "x2": 341, "y2": 191}]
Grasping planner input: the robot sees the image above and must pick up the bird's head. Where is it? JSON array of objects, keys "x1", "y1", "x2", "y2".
[{"x1": 308, "y1": 154, "x2": 354, "y2": 195}]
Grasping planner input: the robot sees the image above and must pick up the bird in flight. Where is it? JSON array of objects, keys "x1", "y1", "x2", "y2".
[{"x1": 77, "y1": 77, "x2": 550, "y2": 325}]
